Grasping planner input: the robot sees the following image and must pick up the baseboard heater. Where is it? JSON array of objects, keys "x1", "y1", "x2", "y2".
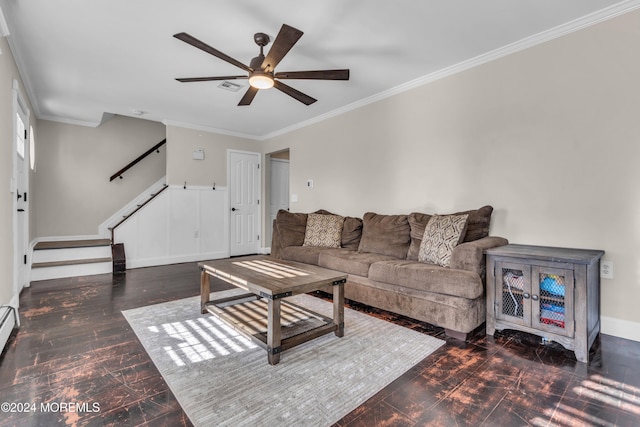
[{"x1": 0, "y1": 306, "x2": 18, "y2": 354}]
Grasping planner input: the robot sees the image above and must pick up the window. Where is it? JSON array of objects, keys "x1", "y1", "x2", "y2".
[
  {"x1": 29, "y1": 125, "x2": 35, "y2": 170},
  {"x1": 16, "y1": 113, "x2": 25, "y2": 159}
]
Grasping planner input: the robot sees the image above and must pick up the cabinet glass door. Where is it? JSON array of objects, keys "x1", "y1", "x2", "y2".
[
  {"x1": 532, "y1": 266, "x2": 574, "y2": 337},
  {"x1": 495, "y1": 262, "x2": 531, "y2": 326}
]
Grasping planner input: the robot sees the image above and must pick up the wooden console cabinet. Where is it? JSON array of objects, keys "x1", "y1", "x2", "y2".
[{"x1": 485, "y1": 244, "x2": 604, "y2": 363}]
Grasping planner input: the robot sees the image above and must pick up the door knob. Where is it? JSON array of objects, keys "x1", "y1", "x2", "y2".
[{"x1": 231, "y1": 207, "x2": 239, "y2": 211}]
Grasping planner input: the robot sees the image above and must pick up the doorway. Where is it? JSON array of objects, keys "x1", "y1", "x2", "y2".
[{"x1": 266, "y1": 149, "x2": 290, "y2": 248}]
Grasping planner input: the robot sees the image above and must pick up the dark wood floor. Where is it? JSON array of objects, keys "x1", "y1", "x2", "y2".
[{"x1": 1, "y1": 263, "x2": 639, "y2": 426}]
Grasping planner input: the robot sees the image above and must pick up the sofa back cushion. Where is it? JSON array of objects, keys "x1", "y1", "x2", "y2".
[
  {"x1": 406, "y1": 205, "x2": 493, "y2": 260},
  {"x1": 407, "y1": 212, "x2": 432, "y2": 260},
  {"x1": 275, "y1": 209, "x2": 363, "y2": 250},
  {"x1": 453, "y1": 205, "x2": 494, "y2": 242},
  {"x1": 275, "y1": 210, "x2": 308, "y2": 248},
  {"x1": 342, "y1": 216, "x2": 364, "y2": 250},
  {"x1": 357, "y1": 212, "x2": 411, "y2": 259}
]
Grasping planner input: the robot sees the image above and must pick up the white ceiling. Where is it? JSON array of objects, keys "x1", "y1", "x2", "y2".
[{"x1": 2, "y1": 0, "x2": 636, "y2": 139}]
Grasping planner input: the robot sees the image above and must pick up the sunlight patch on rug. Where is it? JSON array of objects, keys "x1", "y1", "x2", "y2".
[{"x1": 123, "y1": 291, "x2": 445, "y2": 426}]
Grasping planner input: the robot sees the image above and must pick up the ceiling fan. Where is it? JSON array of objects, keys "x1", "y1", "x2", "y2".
[{"x1": 173, "y1": 24, "x2": 349, "y2": 106}]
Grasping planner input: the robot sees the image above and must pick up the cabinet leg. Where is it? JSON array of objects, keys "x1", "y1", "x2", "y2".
[{"x1": 574, "y1": 346, "x2": 588, "y2": 363}]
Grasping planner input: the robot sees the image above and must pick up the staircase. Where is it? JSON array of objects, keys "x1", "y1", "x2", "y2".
[{"x1": 31, "y1": 239, "x2": 113, "y2": 281}]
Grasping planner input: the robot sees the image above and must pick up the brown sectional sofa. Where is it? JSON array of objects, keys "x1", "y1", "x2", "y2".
[{"x1": 271, "y1": 207, "x2": 508, "y2": 339}]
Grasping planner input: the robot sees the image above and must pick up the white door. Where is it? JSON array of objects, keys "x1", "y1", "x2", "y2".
[
  {"x1": 270, "y1": 159, "x2": 289, "y2": 227},
  {"x1": 229, "y1": 151, "x2": 261, "y2": 256},
  {"x1": 14, "y1": 105, "x2": 29, "y2": 293}
]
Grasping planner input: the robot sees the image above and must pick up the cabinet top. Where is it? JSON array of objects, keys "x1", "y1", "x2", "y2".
[{"x1": 485, "y1": 244, "x2": 604, "y2": 264}]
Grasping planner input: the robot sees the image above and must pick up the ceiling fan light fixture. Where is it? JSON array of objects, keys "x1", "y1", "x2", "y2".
[{"x1": 249, "y1": 72, "x2": 274, "y2": 89}]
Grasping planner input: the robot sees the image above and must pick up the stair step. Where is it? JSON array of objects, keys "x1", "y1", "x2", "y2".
[
  {"x1": 34, "y1": 239, "x2": 111, "y2": 250},
  {"x1": 32, "y1": 257, "x2": 112, "y2": 269}
]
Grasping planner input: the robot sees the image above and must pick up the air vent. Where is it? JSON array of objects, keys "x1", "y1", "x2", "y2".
[{"x1": 218, "y1": 81, "x2": 243, "y2": 92}]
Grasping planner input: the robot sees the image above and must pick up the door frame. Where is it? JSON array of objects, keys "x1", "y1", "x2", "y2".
[
  {"x1": 268, "y1": 156, "x2": 290, "y2": 248},
  {"x1": 12, "y1": 79, "x2": 30, "y2": 304},
  {"x1": 227, "y1": 149, "x2": 262, "y2": 256}
]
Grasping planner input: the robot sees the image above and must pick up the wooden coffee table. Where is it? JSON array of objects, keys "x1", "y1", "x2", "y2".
[{"x1": 199, "y1": 255, "x2": 347, "y2": 365}]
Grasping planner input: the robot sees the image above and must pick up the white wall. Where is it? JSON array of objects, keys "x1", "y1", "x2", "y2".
[
  {"x1": 34, "y1": 116, "x2": 166, "y2": 237},
  {"x1": 261, "y1": 9, "x2": 640, "y2": 340}
]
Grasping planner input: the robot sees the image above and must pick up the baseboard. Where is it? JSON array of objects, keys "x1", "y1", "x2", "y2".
[
  {"x1": 9, "y1": 294, "x2": 20, "y2": 327},
  {"x1": 601, "y1": 315, "x2": 640, "y2": 343},
  {"x1": 258, "y1": 246, "x2": 271, "y2": 255}
]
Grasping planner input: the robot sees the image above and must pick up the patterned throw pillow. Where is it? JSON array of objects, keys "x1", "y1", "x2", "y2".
[
  {"x1": 418, "y1": 214, "x2": 469, "y2": 267},
  {"x1": 303, "y1": 213, "x2": 345, "y2": 248}
]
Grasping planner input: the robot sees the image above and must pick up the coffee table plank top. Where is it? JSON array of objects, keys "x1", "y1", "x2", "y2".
[{"x1": 198, "y1": 255, "x2": 347, "y2": 298}]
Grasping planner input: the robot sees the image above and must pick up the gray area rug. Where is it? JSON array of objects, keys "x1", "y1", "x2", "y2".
[{"x1": 122, "y1": 290, "x2": 445, "y2": 426}]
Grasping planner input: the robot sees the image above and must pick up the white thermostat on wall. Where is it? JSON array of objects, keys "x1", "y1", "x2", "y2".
[{"x1": 193, "y1": 148, "x2": 205, "y2": 160}]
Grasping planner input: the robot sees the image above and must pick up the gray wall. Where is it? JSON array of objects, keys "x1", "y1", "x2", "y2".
[
  {"x1": 261, "y1": 9, "x2": 640, "y2": 339},
  {"x1": 33, "y1": 116, "x2": 166, "y2": 237}
]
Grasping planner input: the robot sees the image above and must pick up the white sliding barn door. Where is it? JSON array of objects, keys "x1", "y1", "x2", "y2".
[{"x1": 228, "y1": 150, "x2": 261, "y2": 256}]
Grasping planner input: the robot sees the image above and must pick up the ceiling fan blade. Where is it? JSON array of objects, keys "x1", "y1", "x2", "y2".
[
  {"x1": 174, "y1": 32, "x2": 251, "y2": 72},
  {"x1": 274, "y1": 69, "x2": 350, "y2": 80},
  {"x1": 176, "y1": 76, "x2": 247, "y2": 83},
  {"x1": 261, "y1": 24, "x2": 303, "y2": 72},
  {"x1": 273, "y1": 80, "x2": 317, "y2": 105},
  {"x1": 238, "y1": 86, "x2": 259, "y2": 106}
]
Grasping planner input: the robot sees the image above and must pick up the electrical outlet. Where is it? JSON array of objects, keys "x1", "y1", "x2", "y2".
[{"x1": 601, "y1": 261, "x2": 614, "y2": 279}]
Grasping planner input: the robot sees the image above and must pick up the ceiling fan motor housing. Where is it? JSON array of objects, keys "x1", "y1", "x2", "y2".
[{"x1": 253, "y1": 32, "x2": 270, "y2": 47}]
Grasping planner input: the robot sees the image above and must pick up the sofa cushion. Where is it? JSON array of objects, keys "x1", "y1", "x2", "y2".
[
  {"x1": 407, "y1": 205, "x2": 494, "y2": 260},
  {"x1": 453, "y1": 205, "x2": 493, "y2": 242},
  {"x1": 407, "y1": 212, "x2": 432, "y2": 260},
  {"x1": 341, "y1": 216, "x2": 364, "y2": 250},
  {"x1": 304, "y1": 209, "x2": 363, "y2": 250},
  {"x1": 357, "y1": 212, "x2": 410, "y2": 259},
  {"x1": 418, "y1": 214, "x2": 469, "y2": 267},
  {"x1": 275, "y1": 210, "x2": 308, "y2": 247},
  {"x1": 281, "y1": 246, "x2": 346, "y2": 265},
  {"x1": 369, "y1": 260, "x2": 484, "y2": 299},
  {"x1": 303, "y1": 213, "x2": 345, "y2": 248},
  {"x1": 319, "y1": 250, "x2": 398, "y2": 277}
]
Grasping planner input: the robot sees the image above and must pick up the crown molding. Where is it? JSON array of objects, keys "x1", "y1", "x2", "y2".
[
  {"x1": 162, "y1": 119, "x2": 261, "y2": 141},
  {"x1": 263, "y1": 0, "x2": 640, "y2": 141}
]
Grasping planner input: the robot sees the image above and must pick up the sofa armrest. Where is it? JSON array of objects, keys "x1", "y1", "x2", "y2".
[
  {"x1": 449, "y1": 236, "x2": 509, "y2": 278},
  {"x1": 271, "y1": 219, "x2": 284, "y2": 259}
]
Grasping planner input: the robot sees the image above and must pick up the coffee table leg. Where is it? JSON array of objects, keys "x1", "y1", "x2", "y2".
[
  {"x1": 267, "y1": 298, "x2": 282, "y2": 365},
  {"x1": 334, "y1": 281, "x2": 345, "y2": 337},
  {"x1": 200, "y1": 270, "x2": 210, "y2": 314}
]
